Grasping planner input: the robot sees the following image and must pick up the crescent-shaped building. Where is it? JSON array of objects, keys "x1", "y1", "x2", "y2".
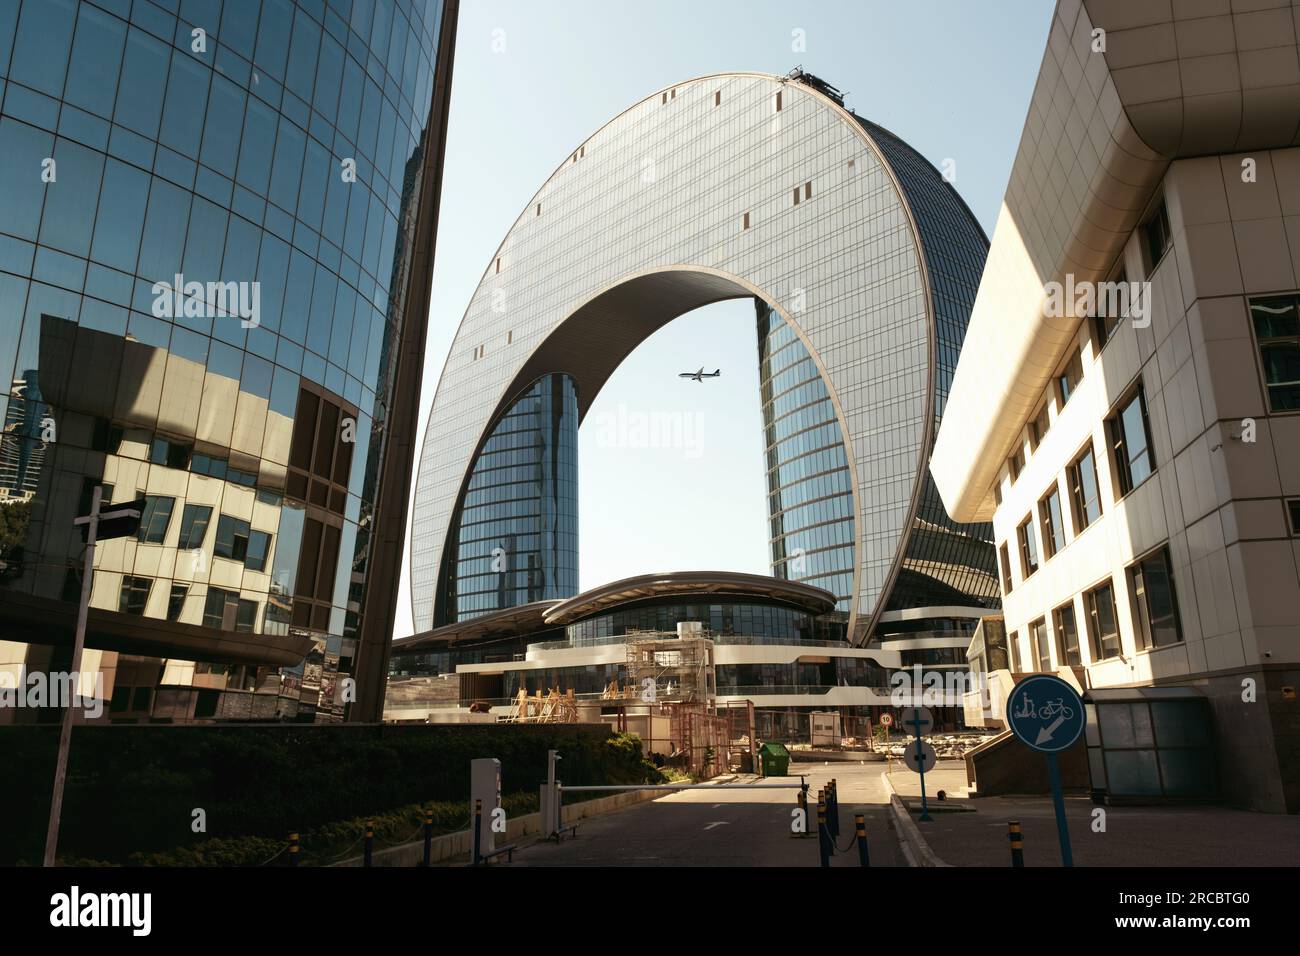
[{"x1": 410, "y1": 70, "x2": 999, "y2": 675}]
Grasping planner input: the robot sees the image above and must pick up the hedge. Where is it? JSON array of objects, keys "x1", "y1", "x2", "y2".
[{"x1": 4, "y1": 722, "x2": 662, "y2": 865}]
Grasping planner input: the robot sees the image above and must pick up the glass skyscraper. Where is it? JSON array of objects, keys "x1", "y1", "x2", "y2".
[
  {"x1": 439, "y1": 372, "x2": 578, "y2": 624},
  {"x1": 0, "y1": 0, "x2": 458, "y2": 722},
  {"x1": 411, "y1": 70, "x2": 998, "y2": 647}
]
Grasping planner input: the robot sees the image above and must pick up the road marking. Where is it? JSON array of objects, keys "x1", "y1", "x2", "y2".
[
  {"x1": 703, "y1": 821, "x2": 729, "y2": 830},
  {"x1": 712, "y1": 803, "x2": 722, "y2": 808}
]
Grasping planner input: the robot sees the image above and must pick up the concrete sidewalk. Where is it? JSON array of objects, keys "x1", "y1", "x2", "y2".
[{"x1": 886, "y1": 760, "x2": 1300, "y2": 867}]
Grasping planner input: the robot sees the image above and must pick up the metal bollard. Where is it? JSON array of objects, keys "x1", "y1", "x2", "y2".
[
  {"x1": 855, "y1": 813, "x2": 870, "y2": 868},
  {"x1": 288, "y1": 831, "x2": 299, "y2": 867},
  {"x1": 829, "y1": 778, "x2": 840, "y2": 839},
  {"x1": 817, "y1": 795, "x2": 830, "y2": 868},
  {"x1": 1008, "y1": 820, "x2": 1024, "y2": 867},
  {"x1": 422, "y1": 807, "x2": 433, "y2": 867},
  {"x1": 363, "y1": 821, "x2": 374, "y2": 868},
  {"x1": 472, "y1": 799, "x2": 483, "y2": 866}
]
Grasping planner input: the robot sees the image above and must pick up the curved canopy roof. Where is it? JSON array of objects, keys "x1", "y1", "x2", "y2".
[{"x1": 542, "y1": 570, "x2": 839, "y2": 624}]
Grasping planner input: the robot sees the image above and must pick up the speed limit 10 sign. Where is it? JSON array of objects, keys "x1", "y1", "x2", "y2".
[{"x1": 879, "y1": 713, "x2": 893, "y2": 727}]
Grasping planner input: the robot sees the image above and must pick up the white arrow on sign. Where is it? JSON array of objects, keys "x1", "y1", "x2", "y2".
[
  {"x1": 703, "y1": 821, "x2": 729, "y2": 831},
  {"x1": 1035, "y1": 714, "x2": 1067, "y2": 746}
]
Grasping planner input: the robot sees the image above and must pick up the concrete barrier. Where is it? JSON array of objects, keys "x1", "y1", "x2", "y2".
[
  {"x1": 880, "y1": 771, "x2": 951, "y2": 868},
  {"x1": 334, "y1": 788, "x2": 661, "y2": 867}
]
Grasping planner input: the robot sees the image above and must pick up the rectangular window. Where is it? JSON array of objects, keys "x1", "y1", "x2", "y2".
[
  {"x1": 775, "y1": 91, "x2": 782, "y2": 112},
  {"x1": 177, "y1": 503, "x2": 212, "y2": 550},
  {"x1": 202, "y1": 587, "x2": 243, "y2": 630},
  {"x1": 1289, "y1": 499, "x2": 1300, "y2": 534},
  {"x1": 1248, "y1": 295, "x2": 1300, "y2": 411},
  {"x1": 998, "y1": 543, "x2": 1013, "y2": 592},
  {"x1": 1030, "y1": 618, "x2": 1051, "y2": 672},
  {"x1": 246, "y1": 530, "x2": 272, "y2": 572},
  {"x1": 1068, "y1": 443, "x2": 1103, "y2": 532},
  {"x1": 804, "y1": 181, "x2": 812, "y2": 200},
  {"x1": 1128, "y1": 547, "x2": 1183, "y2": 650},
  {"x1": 118, "y1": 575, "x2": 151, "y2": 615},
  {"x1": 1084, "y1": 579, "x2": 1122, "y2": 660},
  {"x1": 1031, "y1": 402, "x2": 1051, "y2": 448},
  {"x1": 1054, "y1": 602, "x2": 1082, "y2": 667},
  {"x1": 235, "y1": 598, "x2": 258, "y2": 633},
  {"x1": 793, "y1": 187, "x2": 801, "y2": 206},
  {"x1": 714, "y1": 90, "x2": 721, "y2": 106},
  {"x1": 1109, "y1": 386, "x2": 1155, "y2": 495},
  {"x1": 149, "y1": 436, "x2": 191, "y2": 469},
  {"x1": 214, "y1": 514, "x2": 251, "y2": 562},
  {"x1": 167, "y1": 583, "x2": 187, "y2": 622},
  {"x1": 136, "y1": 496, "x2": 174, "y2": 544},
  {"x1": 1039, "y1": 487, "x2": 1066, "y2": 559},
  {"x1": 1143, "y1": 199, "x2": 1172, "y2": 268},
  {"x1": 1008, "y1": 630, "x2": 1021, "y2": 672},
  {"x1": 1017, "y1": 515, "x2": 1039, "y2": 578},
  {"x1": 1094, "y1": 268, "x2": 1126, "y2": 349},
  {"x1": 1008, "y1": 442, "x2": 1025, "y2": 482},
  {"x1": 742, "y1": 212, "x2": 750, "y2": 230},
  {"x1": 1057, "y1": 347, "x2": 1083, "y2": 406}
]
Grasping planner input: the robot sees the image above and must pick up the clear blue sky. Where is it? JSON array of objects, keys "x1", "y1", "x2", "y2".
[{"x1": 396, "y1": 0, "x2": 1054, "y2": 636}]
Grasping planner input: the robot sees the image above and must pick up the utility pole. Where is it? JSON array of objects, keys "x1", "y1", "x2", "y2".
[
  {"x1": 44, "y1": 485, "x2": 100, "y2": 866},
  {"x1": 44, "y1": 489, "x2": 144, "y2": 866}
]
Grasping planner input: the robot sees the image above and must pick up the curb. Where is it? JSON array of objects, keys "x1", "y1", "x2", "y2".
[
  {"x1": 881, "y1": 770, "x2": 952, "y2": 868},
  {"x1": 333, "y1": 788, "x2": 660, "y2": 867}
]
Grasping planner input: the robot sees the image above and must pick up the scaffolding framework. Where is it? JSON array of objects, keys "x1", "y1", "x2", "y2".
[
  {"x1": 625, "y1": 635, "x2": 715, "y2": 704},
  {"x1": 503, "y1": 687, "x2": 578, "y2": 723}
]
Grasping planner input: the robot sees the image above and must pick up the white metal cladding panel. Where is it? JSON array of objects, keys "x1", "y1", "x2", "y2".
[{"x1": 410, "y1": 73, "x2": 931, "y2": 631}]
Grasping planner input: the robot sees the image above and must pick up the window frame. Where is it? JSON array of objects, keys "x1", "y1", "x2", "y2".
[
  {"x1": 998, "y1": 542, "x2": 1013, "y2": 593},
  {"x1": 1247, "y1": 294, "x2": 1300, "y2": 413},
  {"x1": 1108, "y1": 385, "x2": 1156, "y2": 497},
  {"x1": 1143, "y1": 198, "x2": 1173, "y2": 270},
  {"x1": 136, "y1": 495, "x2": 175, "y2": 544},
  {"x1": 1127, "y1": 545, "x2": 1184, "y2": 651},
  {"x1": 1029, "y1": 617, "x2": 1052, "y2": 672},
  {"x1": 1068, "y1": 442, "x2": 1103, "y2": 533},
  {"x1": 1056, "y1": 347, "x2": 1083, "y2": 407},
  {"x1": 1053, "y1": 601, "x2": 1082, "y2": 667},
  {"x1": 1017, "y1": 515, "x2": 1039, "y2": 578},
  {"x1": 214, "y1": 514, "x2": 251, "y2": 563},
  {"x1": 1084, "y1": 577, "x2": 1122, "y2": 661},
  {"x1": 118, "y1": 575, "x2": 152, "y2": 616},
  {"x1": 177, "y1": 503, "x2": 213, "y2": 551},
  {"x1": 1038, "y1": 485, "x2": 1066, "y2": 560}
]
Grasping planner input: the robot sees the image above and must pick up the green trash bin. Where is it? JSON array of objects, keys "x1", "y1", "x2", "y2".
[{"x1": 759, "y1": 741, "x2": 790, "y2": 777}]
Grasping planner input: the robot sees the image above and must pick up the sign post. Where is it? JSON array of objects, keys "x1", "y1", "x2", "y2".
[
  {"x1": 899, "y1": 706, "x2": 934, "y2": 821},
  {"x1": 1006, "y1": 675, "x2": 1086, "y2": 867},
  {"x1": 879, "y1": 711, "x2": 892, "y2": 760},
  {"x1": 44, "y1": 490, "x2": 143, "y2": 866}
]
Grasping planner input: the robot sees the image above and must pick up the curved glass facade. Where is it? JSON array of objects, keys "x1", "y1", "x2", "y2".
[
  {"x1": 757, "y1": 302, "x2": 855, "y2": 613},
  {"x1": 857, "y1": 119, "x2": 1000, "y2": 611},
  {"x1": 0, "y1": 0, "x2": 452, "y2": 722},
  {"x1": 439, "y1": 373, "x2": 578, "y2": 623},
  {"x1": 564, "y1": 597, "x2": 840, "y2": 646}
]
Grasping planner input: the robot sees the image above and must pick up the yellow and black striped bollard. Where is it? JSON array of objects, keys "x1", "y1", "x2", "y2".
[{"x1": 1008, "y1": 820, "x2": 1024, "y2": 867}]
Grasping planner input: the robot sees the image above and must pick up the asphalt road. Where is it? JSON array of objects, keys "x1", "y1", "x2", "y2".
[{"x1": 507, "y1": 762, "x2": 904, "y2": 867}]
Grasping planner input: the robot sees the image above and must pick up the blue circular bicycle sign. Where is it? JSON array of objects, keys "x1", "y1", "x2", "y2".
[{"x1": 1006, "y1": 675, "x2": 1086, "y2": 753}]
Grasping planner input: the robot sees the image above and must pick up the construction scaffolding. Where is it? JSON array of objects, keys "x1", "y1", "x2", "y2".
[
  {"x1": 625, "y1": 634, "x2": 715, "y2": 704},
  {"x1": 502, "y1": 687, "x2": 578, "y2": 723}
]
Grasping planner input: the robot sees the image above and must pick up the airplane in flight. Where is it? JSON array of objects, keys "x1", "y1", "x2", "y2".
[{"x1": 679, "y1": 367, "x2": 721, "y2": 382}]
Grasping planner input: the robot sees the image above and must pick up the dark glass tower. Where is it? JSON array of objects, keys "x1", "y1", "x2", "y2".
[
  {"x1": 757, "y1": 303, "x2": 854, "y2": 615},
  {"x1": 0, "y1": 0, "x2": 458, "y2": 723},
  {"x1": 856, "y1": 119, "x2": 1000, "y2": 612},
  {"x1": 439, "y1": 373, "x2": 578, "y2": 623}
]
